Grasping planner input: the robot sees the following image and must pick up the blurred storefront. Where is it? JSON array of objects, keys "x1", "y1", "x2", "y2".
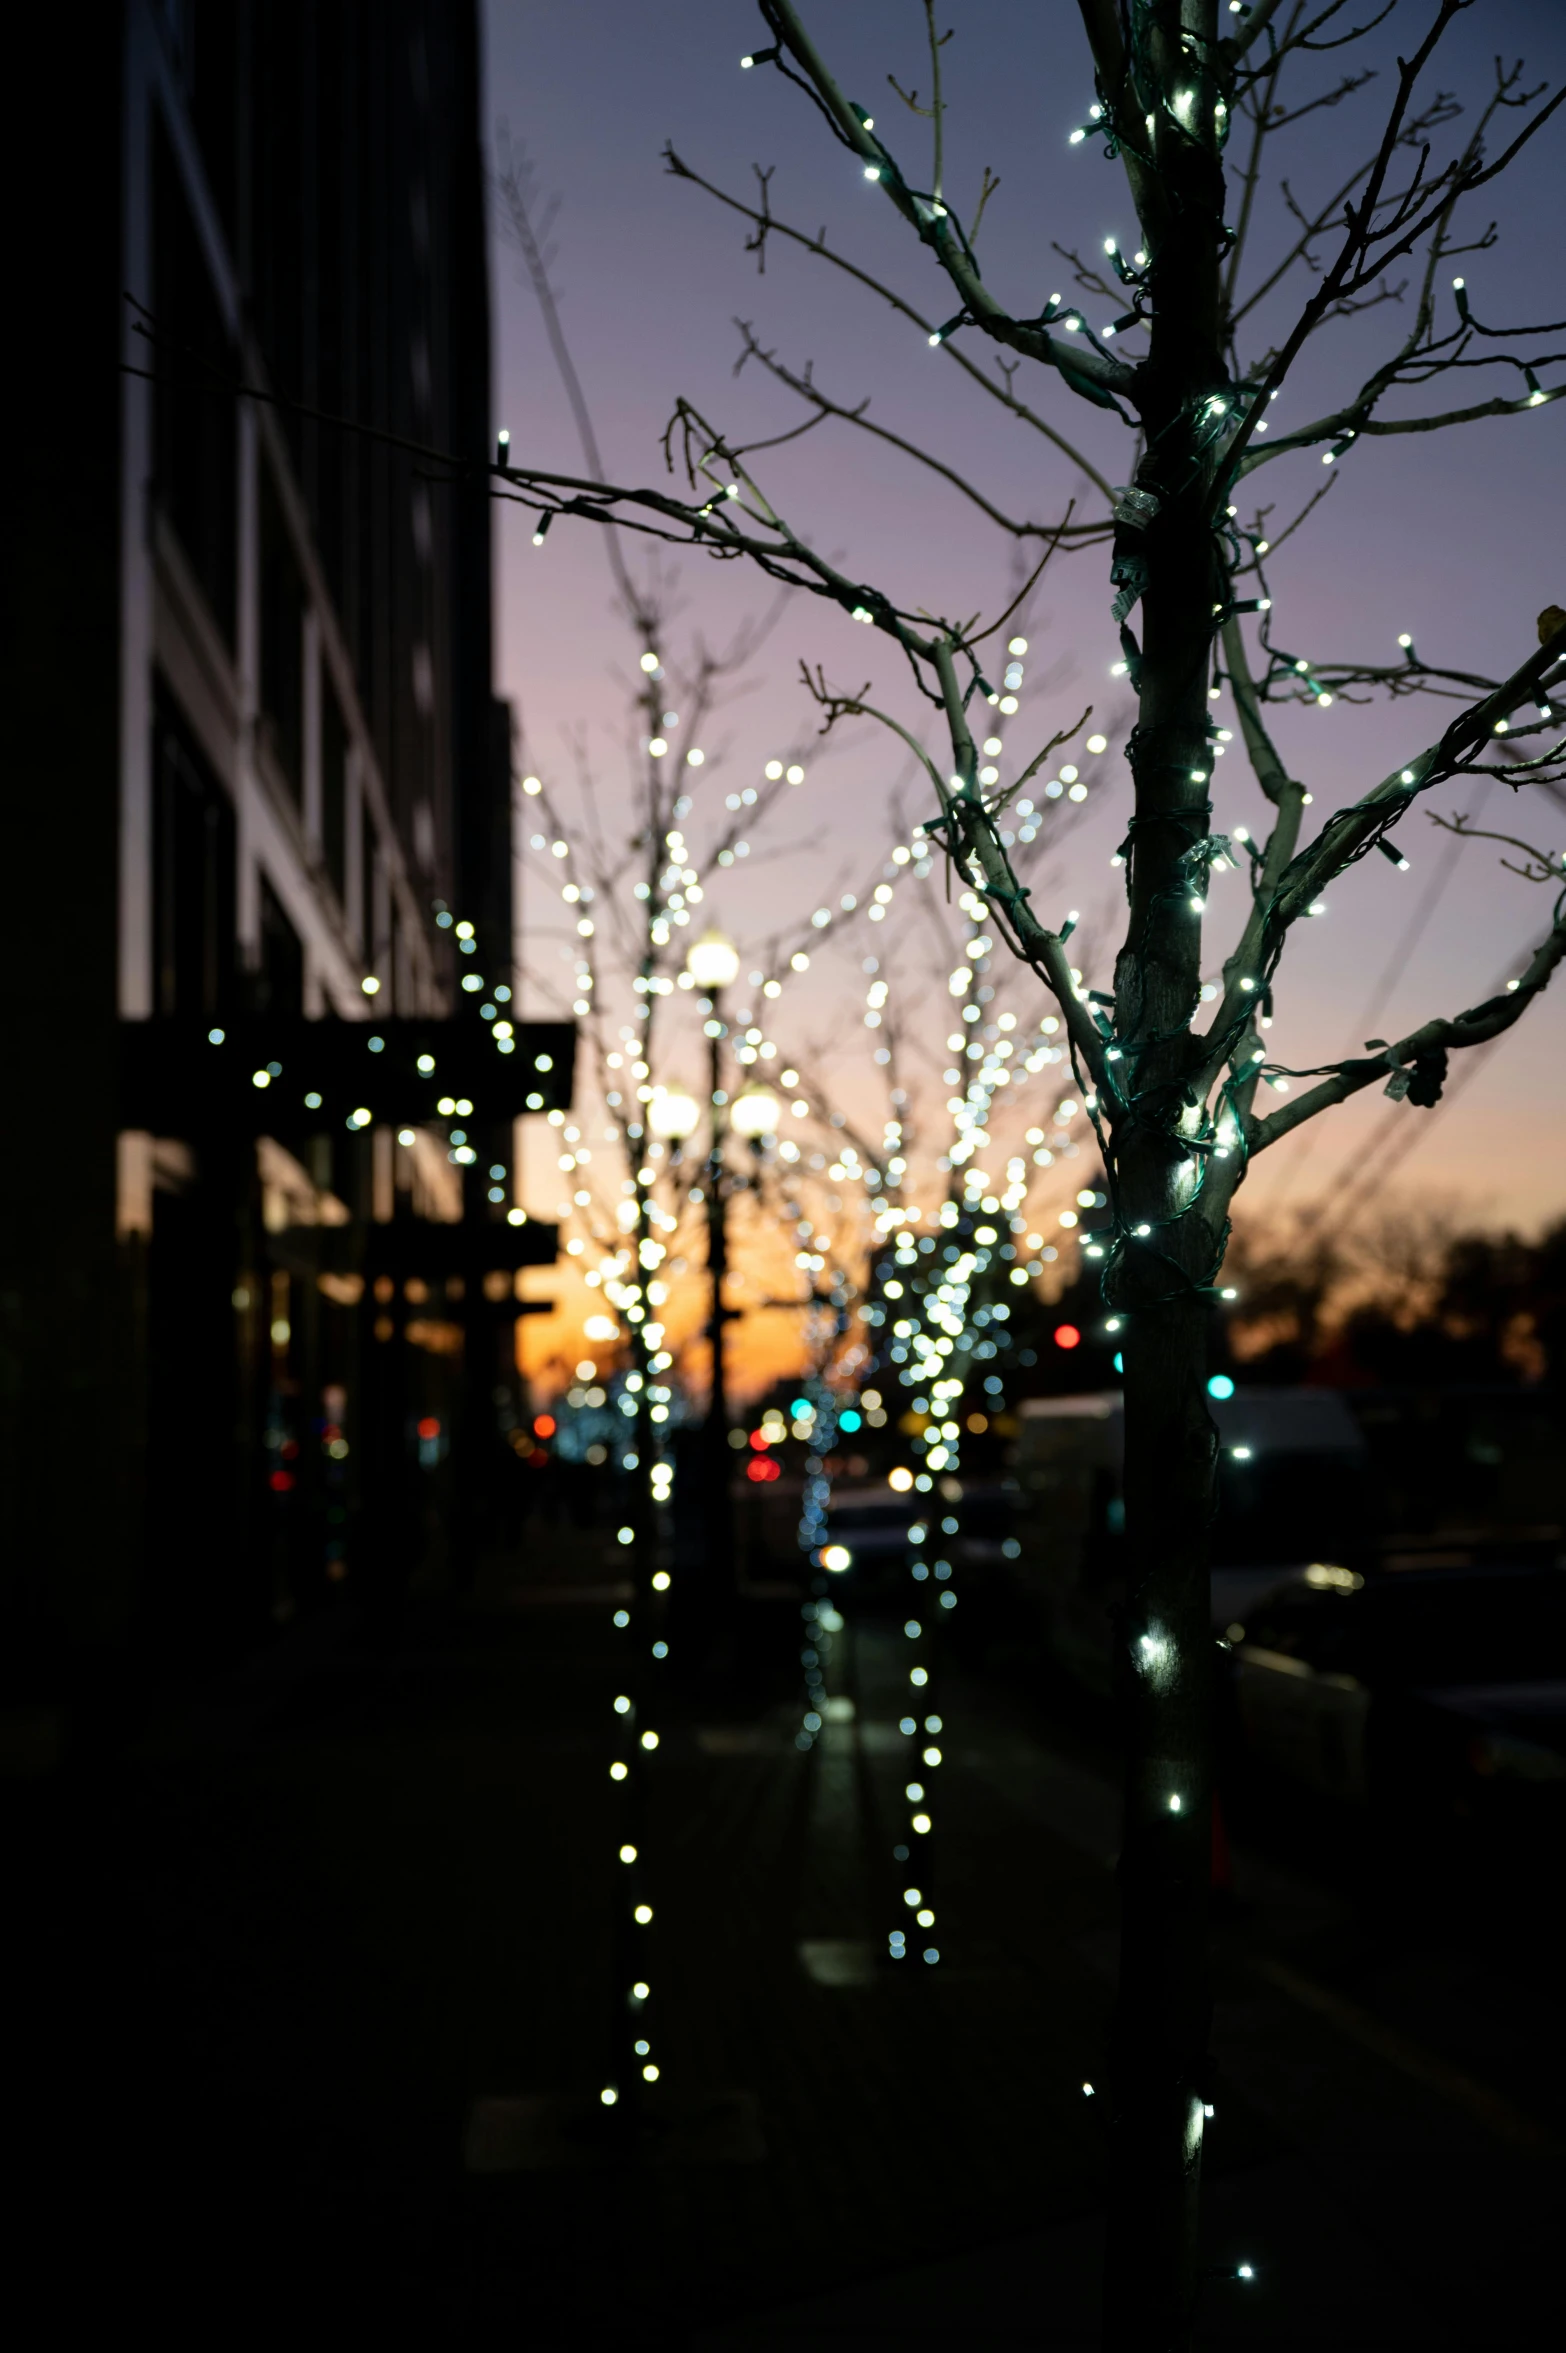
[{"x1": 1, "y1": 1, "x2": 568, "y2": 1673}]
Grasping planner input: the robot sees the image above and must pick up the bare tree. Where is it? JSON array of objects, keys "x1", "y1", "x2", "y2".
[{"x1": 492, "y1": 6, "x2": 1566, "y2": 2335}]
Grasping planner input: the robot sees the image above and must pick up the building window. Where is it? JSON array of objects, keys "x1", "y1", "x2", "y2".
[
  {"x1": 359, "y1": 792, "x2": 379, "y2": 959},
  {"x1": 321, "y1": 684, "x2": 348, "y2": 903},
  {"x1": 151, "y1": 121, "x2": 237, "y2": 647},
  {"x1": 259, "y1": 464, "x2": 305, "y2": 801},
  {"x1": 185, "y1": 2, "x2": 240, "y2": 249},
  {"x1": 256, "y1": 874, "x2": 304, "y2": 1018},
  {"x1": 153, "y1": 693, "x2": 237, "y2": 1021}
]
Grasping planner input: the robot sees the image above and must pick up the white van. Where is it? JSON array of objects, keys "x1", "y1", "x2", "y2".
[{"x1": 1010, "y1": 1387, "x2": 1371, "y2": 1693}]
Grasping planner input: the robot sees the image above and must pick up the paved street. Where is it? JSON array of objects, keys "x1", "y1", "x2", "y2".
[{"x1": 4, "y1": 1541, "x2": 1560, "y2": 2347}]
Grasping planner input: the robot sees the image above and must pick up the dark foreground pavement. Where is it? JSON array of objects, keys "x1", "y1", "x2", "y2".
[{"x1": 3, "y1": 1551, "x2": 1560, "y2": 2348}]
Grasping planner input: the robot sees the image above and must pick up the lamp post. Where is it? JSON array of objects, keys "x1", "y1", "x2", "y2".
[
  {"x1": 728, "y1": 1080, "x2": 781, "y2": 1606},
  {"x1": 683, "y1": 931, "x2": 745, "y2": 1605},
  {"x1": 642, "y1": 1079, "x2": 699, "y2": 1564}
]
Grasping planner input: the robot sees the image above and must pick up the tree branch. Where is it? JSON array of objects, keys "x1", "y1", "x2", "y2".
[
  {"x1": 1196, "y1": 617, "x2": 1566, "y2": 1102},
  {"x1": 663, "y1": 147, "x2": 1122, "y2": 497},
  {"x1": 754, "y1": 0, "x2": 1138, "y2": 410},
  {"x1": 1247, "y1": 891, "x2": 1566, "y2": 1152},
  {"x1": 1224, "y1": 0, "x2": 1293, "y2": 64},
  {"x1": 731, "y1": 323, "x2": 1113, "y2": 543}
]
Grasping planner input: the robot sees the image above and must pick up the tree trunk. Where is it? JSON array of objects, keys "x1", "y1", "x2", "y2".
[
  {"x1": 700, "y1": 1018, "x2": 736, "y2": 1614},
  {"x1": 1098, "y1": 508, "x2": 1226, "y2": 2341},
  {"x1": 1100, "y1": 21, "x2": 1229, "y2": 2325},
  {"x1": 1102, "y1": 1293, "x2": 1216, "y2": 2349}
]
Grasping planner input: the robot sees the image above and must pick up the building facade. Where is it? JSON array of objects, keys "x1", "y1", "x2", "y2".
[{"x1": 1, "y1": 0, "x2": 556, "y2": 1675}]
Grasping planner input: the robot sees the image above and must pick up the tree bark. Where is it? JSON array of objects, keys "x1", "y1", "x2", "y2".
[
  {"x1": 700, "y1": 1016, "x2": 736, "y2": 1612},
  {"x1": 1100, "y1": 12, "x2": 1228, "y2": 2339},
  {"x1": 1103, "y1": 1292, "x2": 1217, "y2": 2348}
]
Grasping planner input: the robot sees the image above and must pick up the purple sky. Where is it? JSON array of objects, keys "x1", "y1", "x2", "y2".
[{"x1": 485, "y1": 0, "x2": 1566, "y2": 1242}]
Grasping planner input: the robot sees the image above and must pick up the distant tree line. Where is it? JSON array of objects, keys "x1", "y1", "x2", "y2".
[{"x1": 1005, "y1": 1202, "x2": 1566, "y2": 1400}]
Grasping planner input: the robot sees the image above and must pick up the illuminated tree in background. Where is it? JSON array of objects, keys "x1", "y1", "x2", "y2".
[
  {"x1": 515, "y1": 615, "x2": 877, "y2": 2119},
  {"x1": 764, "y1": 831, "x2": 1110, "y2": 1982},
  {"x1": 495, "y1": 4, "x2": 1566, "y2": 2332}
]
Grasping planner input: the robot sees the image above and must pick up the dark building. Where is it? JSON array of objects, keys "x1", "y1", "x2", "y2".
[{"x1": 1, "y1": 0, "x2": 562, "y2": 1682}]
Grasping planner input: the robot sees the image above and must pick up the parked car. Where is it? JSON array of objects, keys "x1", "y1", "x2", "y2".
[
  {"x1": 822, "y1": 1484, "x2": 924, "y2": 1567},
  {"x1": 1009, "y1": 1387, "x2": 1372, "y2": 1692},
  {"x1": 1225, "y1": 1561, "x2": 1566, "y2": 1824},
  {"x1": 821, "y1": 1478, "x2": 1018, "y2": 1601}
]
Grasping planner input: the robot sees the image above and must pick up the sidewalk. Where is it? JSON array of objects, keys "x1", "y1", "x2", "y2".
[{"x1": 2, "y1": 1561, "x2": 1557, "y2": 2344}]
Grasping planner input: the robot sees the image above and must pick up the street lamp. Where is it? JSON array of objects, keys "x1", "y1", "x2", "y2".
[
  {"x1": 685, "y1": 928, "x2": 741, "y2": 1609},
  {"x1": 729, "y1": 1084, "x2": 781, "y2": 1142},
  {"x1": 686, "y1": 930, "x2": 741, "y2": 992},
  {"x1": 647, "y1": 1085, "x2": 700, "y2": 1143}
]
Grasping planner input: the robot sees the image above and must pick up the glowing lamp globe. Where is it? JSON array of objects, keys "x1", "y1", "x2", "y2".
[
  {"x1": 647, "y1": 1085, "x2": 700, "y2": 1140},
  {"x1": 686, "y1": 930, "x2": 741, "y2": 991},
  {"x1": 730, "y1": 1085, "x2": 781, "y2": 1140}
]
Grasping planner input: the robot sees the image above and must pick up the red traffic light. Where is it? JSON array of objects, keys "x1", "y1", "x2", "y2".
[{"x1": 1053, "y1": 1324, "x2": 1081, "y2": 1351}]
